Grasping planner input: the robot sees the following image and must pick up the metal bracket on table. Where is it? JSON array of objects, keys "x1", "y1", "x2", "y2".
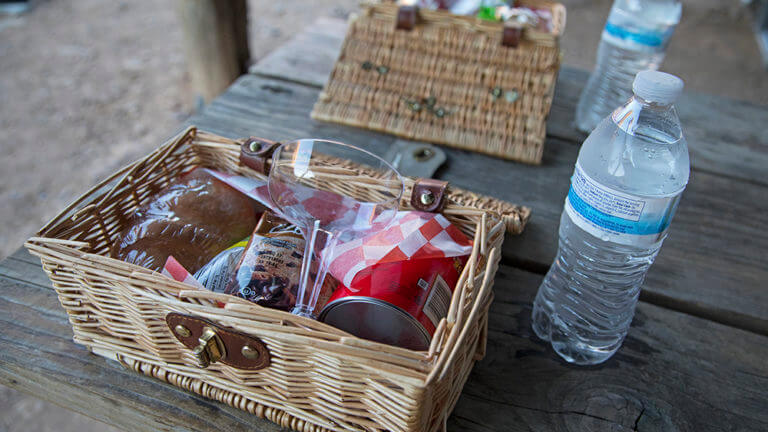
[{"x1": 384, "y1": 140, "x2": 446, "y2": 178}]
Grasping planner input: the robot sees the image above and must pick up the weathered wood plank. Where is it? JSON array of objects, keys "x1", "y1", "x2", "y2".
[
  {"x1": 0, "y1": 251, "x2": 60, "y2": 290},
  {"x1": 249, "y1": 16, "x2": 347, "y2": 88},
  {"x1": 449, "y1": 266, "x2": 768, "y2": 432},
  {"x1": 1, "y1": 261, "x2": 766, "y2": 431},
  {"x1": 250, "y1": 17, "x2": 768, "y2": 186},
  {"x1": 187, "y1": 75, "x2": 768, "y2": 330},
  {"x1": 0, "y1": 273, "x2": 288, "y2": 432}
]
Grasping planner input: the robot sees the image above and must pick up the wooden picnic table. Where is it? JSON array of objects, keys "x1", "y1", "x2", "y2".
[{"x1": 1, "y1": 17, "x2": 767, "y2": 432}]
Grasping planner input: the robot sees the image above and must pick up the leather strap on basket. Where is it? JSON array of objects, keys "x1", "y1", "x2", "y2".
[
  {"x1": 396, "y1": 5, "x2": 417, "y2": 30},
  {"x1": 502, "y1": 25, "x2": 522, "y2": 48},
  {"x1": 166, "y1": 312, "x2": 270, "y2": 370},
  {"x1": 501, "y1": 1, "x2": 525, "y2": 48},
  {"x1": 239, "y1": 137, "x2": 279, "y2": 175},
  {"x1": 411, "y1": 178, "x2": 448, "y2": 212}
]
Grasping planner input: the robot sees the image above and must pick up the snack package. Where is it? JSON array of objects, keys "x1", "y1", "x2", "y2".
[
  {"x1": 193, "y1": 239, "x2": 248, "y2": 293},
  {"x1": 111, "y1": 169, "x2": 261, "y2": 273},
  {"x1": 224, "y1": 212, "x2": 335, "y2": 312}
]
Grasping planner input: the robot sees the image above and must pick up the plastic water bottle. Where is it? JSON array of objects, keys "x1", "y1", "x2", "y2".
[
  {"x1": 532, "y1": 71, "x2": 689, "y2": 365},
  {"x1": 575, "y1": 0, "x2": 682, "y2": 133}
]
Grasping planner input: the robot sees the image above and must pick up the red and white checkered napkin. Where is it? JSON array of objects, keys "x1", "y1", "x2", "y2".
[
  {"x1": 162, "y1": 169, "x2": 473, "y2": 290},
  {"x1": 328, "y1": 211, "x2": 473, "y2": 287}
]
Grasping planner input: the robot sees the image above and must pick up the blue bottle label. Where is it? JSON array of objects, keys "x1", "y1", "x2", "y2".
[
  {"x1": 604, "y1": 21, "x2": 674, "y2": 48},
  {"x1": 565, "y1": 163, "x2": 682, "y2": 246}
]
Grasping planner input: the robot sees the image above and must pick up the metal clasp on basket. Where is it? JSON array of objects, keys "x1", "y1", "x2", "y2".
[
  {"x1": 166, "y1": 313, "x2": 271, "y2": 371},
  {"x1": 192, "y1": 327, "x2": 226, "y2": 368}
]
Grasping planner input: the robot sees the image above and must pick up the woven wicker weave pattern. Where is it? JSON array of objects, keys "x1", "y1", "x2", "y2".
[
  {"x1": 26, "y1": 127, "x2": 523, "y2": 432},
  {"x1": 312, "y1": 1, "x2": 566, "y2": 164}
]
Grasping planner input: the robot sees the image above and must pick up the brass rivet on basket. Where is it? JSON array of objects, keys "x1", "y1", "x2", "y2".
[
  {"x1": 242, "y1": 345, "x2": 260, "y2": 360},
  {"x1": 175, "y1": 324, "x2": 191, "y2": 338},
  {"x1": 434, "y1": 108, "x2": 446, "y2": 118},
  {"x1": 491, "y1": 86, "x2": 503, "y2": 100},
  {"x1": 420, "y1": 190, "x2": 435, "y2": 206},
  {"x1": 361, "y1": 61, "x2": 373, "y2": 70},
  {"x1": 376, "y1": 65, "x2": 389, "y2": 75},
  {"x1": 505, "y1": 89, "x2": 519, "y2": 103},
  {"x1": 408, "y1": 101, "x2": 422, "y2": 112}
]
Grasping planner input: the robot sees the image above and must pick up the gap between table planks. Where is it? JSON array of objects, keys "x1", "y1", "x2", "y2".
[
  {"x1": 1, "y1": 250, "x2": 766, "y2": 432},
  {"x1": 183, "y1": 72, "x2": 768, "y2": 335}
]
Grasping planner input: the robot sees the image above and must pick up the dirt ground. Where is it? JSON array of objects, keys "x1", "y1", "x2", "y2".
[{"x1": 0, "y1": 0, "x2": 765, "y2": 431}]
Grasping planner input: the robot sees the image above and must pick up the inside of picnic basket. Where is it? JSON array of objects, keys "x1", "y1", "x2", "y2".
[{"x1": 36, "y1": 129, "x2": 501, "y2": 359}]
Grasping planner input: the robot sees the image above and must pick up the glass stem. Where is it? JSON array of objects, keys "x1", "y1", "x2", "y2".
[{"x1": 292, "y1": 219, "x2": 337, "y2": 319}]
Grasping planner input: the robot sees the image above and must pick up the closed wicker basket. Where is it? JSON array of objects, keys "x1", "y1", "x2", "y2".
[
  {"x1": 311, "y1": 1, "x2": 566, "y2": 164},
  {"x1": 26, "y1": 127, "x2": 530, "y2": 432}
]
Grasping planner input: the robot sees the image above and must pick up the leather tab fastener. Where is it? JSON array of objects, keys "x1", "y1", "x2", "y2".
[
  {"x1": 167, "y1": 312, "x2": 270, "y2": 370},
  {"x1": 239, "y1": 137, "x2": 279, "y2": 175},
  {"x1": 411, "y1": 178, "x2": 448, "y2": 212},
  {"x1": 502, "y1": 25, "x2": 522, "y2": 48},
  {"x1": 396, "y1": 6, "x2": 417, "y2": 31}
]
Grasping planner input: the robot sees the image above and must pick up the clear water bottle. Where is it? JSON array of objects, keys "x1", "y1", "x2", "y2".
[
  {"x1": 532, "y1": 71, "x2": 690, "y2": 365},
  {"x1": 575, "y1": 0, "x2": 682, "y2": 133}
]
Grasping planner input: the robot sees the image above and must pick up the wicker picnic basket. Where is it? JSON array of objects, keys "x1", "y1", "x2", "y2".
[
  {"x1": 311, "y1": 0, "x2": 566, "y2": 164},
  {"x1": 25, "y1": 127, "x2": 530, "y2": 432}
]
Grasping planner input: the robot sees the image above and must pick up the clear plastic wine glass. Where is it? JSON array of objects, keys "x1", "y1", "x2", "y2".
[{"x1": 267, "y1": 139, "x2": 404, "y2": 319}]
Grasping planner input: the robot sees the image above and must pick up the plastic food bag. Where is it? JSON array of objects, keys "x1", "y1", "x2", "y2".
[
  {"x1": 111, "y1": 169, "x2": 261, "y2": 273},
  {"x1": 193, "y1": 240, "x2": 248, "y2": 293},
  {"x1": 224, "y1": 212, "x2": 335, "y2": 312}
]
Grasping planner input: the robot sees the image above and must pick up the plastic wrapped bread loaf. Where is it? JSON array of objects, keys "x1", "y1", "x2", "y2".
[{"x1": 111, "y1": 169, "x2": 261, "y2": 273}]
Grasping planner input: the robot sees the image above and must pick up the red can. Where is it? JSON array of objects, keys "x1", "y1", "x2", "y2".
[{"x1": 318, "y1": 256, "x2": 466, "y2": 351}]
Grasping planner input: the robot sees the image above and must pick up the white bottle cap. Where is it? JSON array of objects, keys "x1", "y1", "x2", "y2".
[{"x1": 632, "y1": 70, "x2": 684, "y2": 105}]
